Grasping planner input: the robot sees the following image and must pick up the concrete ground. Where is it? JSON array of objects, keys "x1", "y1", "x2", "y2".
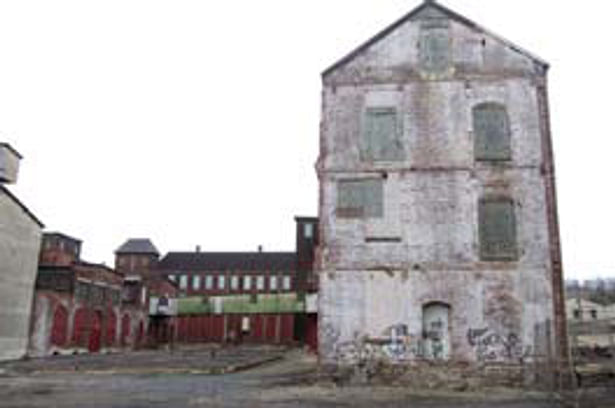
[{"x1": 0, "y1": 346, "x2": 610, "y2": 408}]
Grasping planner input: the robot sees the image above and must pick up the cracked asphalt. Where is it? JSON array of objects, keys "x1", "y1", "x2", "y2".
[{"x1": 0, "y1": 346, "x2": 610, "y2": 407}]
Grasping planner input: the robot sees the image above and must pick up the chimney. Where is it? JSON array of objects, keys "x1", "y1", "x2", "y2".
[
  {"x1": 0, "y1": 143, "x2": 22, "y2": 184},
  {"x1": 196, "y1": 245, "x2": 201, "y2": 253},
  {"x1": 258, "y1": 245, "x2": 263, "y2": 253}
]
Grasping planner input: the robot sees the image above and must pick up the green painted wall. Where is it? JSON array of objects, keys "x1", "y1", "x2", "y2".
[{"x1": 177, "y1": 293, "x2": 304, "y2": 315}]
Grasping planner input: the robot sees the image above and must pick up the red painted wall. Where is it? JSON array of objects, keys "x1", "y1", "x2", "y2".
[
  {"x1": 175, "y1": 314, "x2": 295, "y2": 344},
  {"x1": 106, "y1": 310, "x2": 117, "y2": 346},
  {"x1": 72, "y1": 308, "x2": 88, "y2": 345}
]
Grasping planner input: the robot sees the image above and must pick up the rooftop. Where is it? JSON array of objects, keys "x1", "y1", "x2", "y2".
[
  {"x1": 158, "y1": 252, "x2": 296, "y2": 272},
  {"x1": 116, "y1": 239, "x2": 159, "y2": 255}
]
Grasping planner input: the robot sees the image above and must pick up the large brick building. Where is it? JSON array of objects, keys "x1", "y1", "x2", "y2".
[
  {"x1": 317, "y1": 0, "x2": 567, "y2": 385},
  {"x1": 150, "y1": 217, "x2": 319, "y2": 347},
  {"x1": 29, "y1": 234, "x2": 177, "y2": 356}
]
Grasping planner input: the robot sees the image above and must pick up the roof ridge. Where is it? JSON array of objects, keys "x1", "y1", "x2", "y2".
[{"x1": 322, "y1": 0, "x2": 548, "y2": 78}]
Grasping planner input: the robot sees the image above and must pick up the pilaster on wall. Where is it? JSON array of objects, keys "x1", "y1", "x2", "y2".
[{"x1": 536, "y1": 76, "x2": 571, "y2": 385}]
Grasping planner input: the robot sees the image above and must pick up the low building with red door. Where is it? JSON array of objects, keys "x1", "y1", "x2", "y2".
[{"x1": 29, "y1": 233, "x2": 142, "y2": 356}]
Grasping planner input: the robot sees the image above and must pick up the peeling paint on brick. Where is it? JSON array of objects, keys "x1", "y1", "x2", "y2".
[{"x1": 317, "y1": 2, "x2": 566, "y2": 388}]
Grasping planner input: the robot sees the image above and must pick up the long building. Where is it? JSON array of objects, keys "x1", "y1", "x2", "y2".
[{"x1": 122, "y1": 217, "x2": 319, "y2": 349}]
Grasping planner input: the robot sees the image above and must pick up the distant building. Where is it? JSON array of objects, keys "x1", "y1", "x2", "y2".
[
  {"x1": 0, "y1": 143, "x2": 43, "y2": 361},
  {"x1": 566, "y1": 298, "x2": 615, "y2": 349},
  {"x1": 115, "y1": 238, "x2": 178, "y2": 346},
  {"x1": 566, "y1": 299, "x2": 615, "y2": 322},
  {"x1": 115, "y1": 238, "x2": 160, "y2": 278},
  {"x1": 125, "y1": 217, "x2": 319, "y2": 348}
]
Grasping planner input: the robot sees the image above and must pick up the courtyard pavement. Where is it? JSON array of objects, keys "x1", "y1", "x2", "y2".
[{"x1": 0, "y1": 345, "x2": 611, "y2": 407}]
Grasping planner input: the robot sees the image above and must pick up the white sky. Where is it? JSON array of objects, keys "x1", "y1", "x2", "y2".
[{"x1": 1, "y1": 0, "x2": 613, "y2": 281}]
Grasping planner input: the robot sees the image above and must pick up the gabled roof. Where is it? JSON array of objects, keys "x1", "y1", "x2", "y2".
[
  {"x1": 322, "y1": 0, "x2": 548, "y2": 78},
  {"x1": 116, "y1": 238, "x2": 159, "y2": 255},
  {"x1": 0, "y1": 185, "x2": 44, "y2": 228},
  {"x1": 0, "y1": 142, "x2": 23, "y2": 159},
  {"x1": 158, "y1": 252, "x2": 296, "y2": 272}
]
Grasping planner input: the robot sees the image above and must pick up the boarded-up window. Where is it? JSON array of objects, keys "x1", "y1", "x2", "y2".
[
  {"x1": 419, "y1": 20, "x2": 451, "y2": 73},
  {"x1": 473, "y1": 103, "x2": 511, "y2": 161},
  {"x1": 337, "y1": 179, "x2": 383, "y2": 218},
  {"x1": 361, "y1": 108, "x2": 404, "y2": 161},
  {"x1": 479, "y1": 198, "x2": 518, "y2": 261}
]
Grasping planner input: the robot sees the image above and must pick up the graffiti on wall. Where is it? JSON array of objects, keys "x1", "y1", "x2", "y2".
[
  {"x1": 467, "y1": 327, "x2": 531, "y2": 362},
  {"x1": 332, "y1": 324, "x2": 432, "y2": 363}
]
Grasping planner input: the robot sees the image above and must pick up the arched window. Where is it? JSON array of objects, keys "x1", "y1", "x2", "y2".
[
  {"x1": 473, "y1": 103, "x2": 511, "y2": 161},
  {"x1": 422, "y1": 302, "x2": 451, "y2": 360}
]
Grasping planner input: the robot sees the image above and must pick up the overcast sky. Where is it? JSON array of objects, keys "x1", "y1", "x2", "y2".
[{"x1": 1, "y1": 0, "x2": 612, "y2": 281}]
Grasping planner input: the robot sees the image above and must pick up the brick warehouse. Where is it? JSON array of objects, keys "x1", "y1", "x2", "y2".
[
  {"x1": 316, "y1": 0, "x2": 568, "y2": 387},
  {"x1": 29, "y1": 234, "x2": 176, "y2": 356},
  {"x1": 148, "y1": 217, "x2": 319, "y2": 348}
]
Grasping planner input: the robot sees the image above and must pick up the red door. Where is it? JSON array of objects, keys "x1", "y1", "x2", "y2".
[
  {"x1": 266, "y1": 315, "x2": 277, "y2": 342},
  {"x1": 306, "y1": 313, "x2": 318, "y2": 352},
  {"x1": 88, "y1": 311, "x2": 102, "y2": 352},
  {"x1": 252, "y1": 314, "x2": 264, "y2": 342},
  {"x1": 280, "y1": 314, "x2": 294, "y2": 342}
]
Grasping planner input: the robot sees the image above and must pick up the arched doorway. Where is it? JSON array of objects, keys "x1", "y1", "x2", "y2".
[
  {"x1": 51, "y1": 305, "x2": 68, "y2": 347},
  {"x1": 422, "y1": 302, "x2": 451, "y2": 360},
  {"x1": 88, "y1": 311, "x2": 103, "y2": 352}
]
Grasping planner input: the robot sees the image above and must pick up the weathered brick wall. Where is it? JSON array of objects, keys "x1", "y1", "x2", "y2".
[
  {"x1": 317, "y1": 3, "x2": 563, "y2": 382},
  {"x1": 0, "y1": 189, "x2": 42, "y2": 361}
]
